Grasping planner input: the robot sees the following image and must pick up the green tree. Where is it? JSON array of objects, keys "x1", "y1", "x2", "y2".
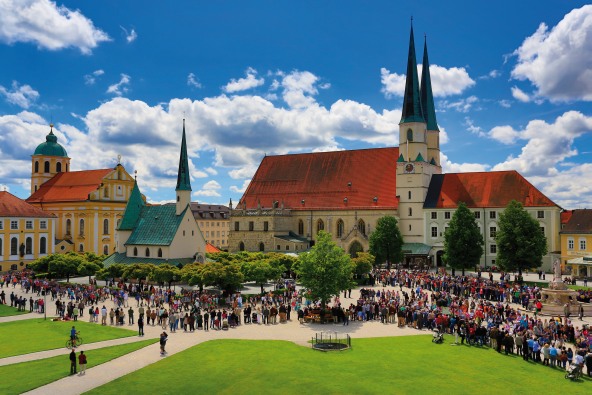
[
  {"x1": 29, "y1": 254, "x2": 55, "y2": 276},
  {"x1": 297, "y1": 231, "x2": 353, "y2": 314},
  {"x1": 496, "y1": 200, "x2": 548, "y2": 276},
  {"x1": 96, "y1": 264, "x2": 126, "y2": 286},
  {"x1": 443, "y1": 202, "x2": 484, "y2": 276},
  {"x1": 352, "y1": 251, "x2": 375, "y2": 279},
  {"x1": 180, "y1": 264, "x2": 206, "y2": 291},
  {"x1": 122, "y1": 263, "x2": 155, "y2": 286},
  {"x1": 149, "y1": 264, "x2": 181, "y2": 289},
  {"x1": 200, "y1": 261, "x2": 244, "y2": 294},
  {"x1": 267, "y1": 252, "x2": 298, "y2": 277},
  {"x1": 242, "y1": 260, "x2": 283, "y2": 294},
  {"x1": 48, "y1": 252, "x2": 84, "y2": 282},
  {"x1": 369, "y1": 215, "x2": 404, "y2": 268},
  {"x1": 78, "y1": 260, "x2": 103, "y2": 282}
]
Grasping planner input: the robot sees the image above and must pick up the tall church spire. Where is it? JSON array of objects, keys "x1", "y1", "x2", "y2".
[
  {"x1": 420, "y1": 37, "x2": 439, "y2": 131},
  {"x1": 176, "y1": 119, "x2": 191, "y2": 215},
  {"x1": 176, "y1": 119, "x2": 191, "y2": 192},
  {"x1": 400, "y1": 24, "x2": 425, "y2": 124}
]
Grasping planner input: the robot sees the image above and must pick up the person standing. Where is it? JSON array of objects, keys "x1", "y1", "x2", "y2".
[
  {"x1": 69, "y1": 349, "x2": 77, "y2": 375},
  {"x1": 159, "y1": 332, "x2": 168, "y2": 356},
  {"x1": 203, "y1": 311, "x2": 209, "y2": 331},
  {"x1": 138, "y1": 315, "x2": 144, "y2": 336},
  {"x1": 128, "y1": 307, "x2": 134, "y2": 325},
  {"x1": 78, "y1": 351, "x2": 87, "y2": 375}
]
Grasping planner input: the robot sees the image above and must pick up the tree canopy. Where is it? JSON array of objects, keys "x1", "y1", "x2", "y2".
[
  {"x1": 297, "y1": 231, "x2": 353, "y2": 310},
  {"x1": 496, "y1": 200, "x2": 547, "y2": 275},
  {"x1": 443, "y1": 202, "x2": 484, "y2": 275},
  {"x1": 369, "y1": 215, "x2": 404, "y2": 268},
  {"x1": 352, "y1": 251, "x2": 374, "y2": 278}
]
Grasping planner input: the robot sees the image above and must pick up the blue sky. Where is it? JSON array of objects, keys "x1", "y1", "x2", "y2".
[{"x1": 1, "y1": 1, "x2": 592, "y2": 209}]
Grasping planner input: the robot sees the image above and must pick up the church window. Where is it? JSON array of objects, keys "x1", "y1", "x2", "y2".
[
  {"x1": 10, "y1": 237, "x2": 18, "y2": 255},
  {"x1": 44, "y1": 161, "x2": 50, "y2": 173},
  {"x1": 66, "y1": 219, "x2": 71, "y2": 235},
  {"x1": 177, "y1": 196, "x2": 180, "y2": 202},
  {"x1": 34, "y1": 185, "x2": 38, "y2": 192},
  {"x1": 407, "y1": 129, "x2": 413, "y2": 142},
  {"x1": 239, "y1": 242, "x2": 245, "y2": 251},
  {"x1": 408, "y1": 207, "x2": 412, "y2": 216},
  {"x1": 249, "y1": 221, "x2": 254, "y2": 231},
  {"x1": 146, "y1": 248, "x2": 150, "y2": 257},
  {"x1": 34, "y1": 161, "x2": 39, "y2": 173},
  {"x1": 79, "y1": 219, "x2": 85, "y2": 236},
  {"x1": 408, "y1": 224, "x2": 411, "y2": 231},
  {"x1": 263, "y1": 221, "x2": 269, "y2": 232},
  {"x1": 358, "y1": 219, "x2": 366, "y2": 236},
  {"x1": 259, "y1": 242, "x2": 265, "y2": 252},
  {"x1": 103, "y1": 219, "x2": 109, "y2": 235},
  {"x1": 56, "y1": 162, "x2": 62, "y2": 173},
  {"x1": 444, "y1": 212, "x2": 451, "y2": 220},
  {"x1": 25, "y1": 237, "x2": 32, "y2": 254},
  {"x1": 408, "y1": 191, "x2": 411, "y2": 200},
  {"x1": 298, "y1": 220, "x2": 304, "y2": 236},
  {"x1": 568, "y1": 238, "x2": 574, "y2": 250},
  {"x1": 317, "y1": 219, "x2": 324, "y2": 233},
  {"x1": 158, "y1": 248, "x2": 163, "y2": 258},
  {"x1": 133, "y1": 247, "x2": 138, "y2": 256},
  {"x1": 103, "y1": 245, "x2": 108, "y2": 255},
  {"x1": 79, "y1": 244, "x2": 84, "y2": 252},
  {"x1": 336, "y1": 219, "x2": 344, "y2": 238}
]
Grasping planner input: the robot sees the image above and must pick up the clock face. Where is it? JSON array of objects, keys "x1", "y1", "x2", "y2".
[{"x1": 405, "y1": 163, "x2": 415, "y2": 173}]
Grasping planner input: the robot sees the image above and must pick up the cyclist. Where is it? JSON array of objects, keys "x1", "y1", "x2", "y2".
[{"x1": 70, "y1": 326, "x2": 79, "y2": 347}]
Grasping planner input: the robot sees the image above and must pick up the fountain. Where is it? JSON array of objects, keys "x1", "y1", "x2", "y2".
[{"x1": 539, "y1": 258, "x2": 581, "y2": 316}]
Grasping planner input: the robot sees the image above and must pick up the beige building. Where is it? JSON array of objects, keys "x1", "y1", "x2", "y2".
[{"x1": 191, "y1": 203, "x2": 230, "y2": 250}]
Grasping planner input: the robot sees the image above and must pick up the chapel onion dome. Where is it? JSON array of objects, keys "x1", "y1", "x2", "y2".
[{"x1": 34, "y1": 124, "x2": 68, "y2": 157}]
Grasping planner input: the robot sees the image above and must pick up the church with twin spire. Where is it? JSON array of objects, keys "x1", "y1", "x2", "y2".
[{"x1": 229, "y1": 25, "x2": 562, "y2": 270}]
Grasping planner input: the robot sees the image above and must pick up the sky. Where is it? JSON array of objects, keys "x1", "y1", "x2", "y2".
[{"x1": 1, "y1": 1, "x2": 592, "y2": 210}]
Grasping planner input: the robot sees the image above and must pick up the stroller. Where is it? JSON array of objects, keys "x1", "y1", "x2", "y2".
[
  {"x1": 252, "y1": 313, "x2": 258, "y2": 324},
  {"x1": 565, "y1": 364, "x2": 583, "y2": 381},
  {"x1": 222, "y1": 318, "x2": 229, "y2": 330},
  {"x1": 432, "y1": 328, "x2": 444, "y2": 344}
]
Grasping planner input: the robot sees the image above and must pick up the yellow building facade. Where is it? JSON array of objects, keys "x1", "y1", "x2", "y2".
[{"x1": 560, "y1": 209, "x2": 592, "y2": 278}]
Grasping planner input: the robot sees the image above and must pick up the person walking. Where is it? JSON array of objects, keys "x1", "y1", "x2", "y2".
[
  {"x1": 78, "y1": 351, "x2": 87, "y2": 375},
  {"x1": 69, "y1": 349, "x2": 77, "y2": 375},
  {"x1": 128, "y1": 306, "x2": 135, "y2": 325},
  {"x1": 159, "y1": 332, "x2": 168, "y2": 356},
  {"x1": 138, "y1": 315, "x2": 144, "y2": 336}
]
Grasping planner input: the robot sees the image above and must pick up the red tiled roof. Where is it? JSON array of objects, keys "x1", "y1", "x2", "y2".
[
  {"x1": 0, "y1": 191, "x2": 55, "y2": 218},
  {"x1": 27, "y1": 169, "x2": 114, "y2": 203},
  {"x1": 238, "y1": 147, "x2": 399, "y2": 210},
  {"x1": 424, "y1": 171, "x2": 557, "y2": 208},
  {"x1": 206, "y1": 243, "x2": 222, "y2": 253},
  {"x1": 561, "y1": 210, "x2": 573, "y2": 225},
  {"x1": 561, "y1": 209, "x2": 592, "y2": 233}
]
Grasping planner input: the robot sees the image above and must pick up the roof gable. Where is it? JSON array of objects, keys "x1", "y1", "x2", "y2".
[
  {"x1": 119, "y1": 180, "x2": 145, "y2": 230},
  {"x1": 125, "y1": 204, "x2": 185, "y2": 246},
  {"x1": 424, "y1": 171, "x2": 557, "y2": 209},
  {"x1": 0, "y1": 192, "x2": 55, "y2": 218},
  {"x1": 561, "y1": 209, "x2": 592, "y2": 233},
  {"x1": 238, "y1": 147, "x2": 399, "y2": 210},
  {"x1": 27, "y1": 169, "x2": 114, "y2": 203}
]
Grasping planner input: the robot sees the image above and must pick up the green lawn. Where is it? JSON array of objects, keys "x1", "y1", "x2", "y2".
[
  {"x1": 0, "y1": 338, "x2": 157, "y2": 395},
  {"x1": 0, "y1": 304, "x2": 28, "y2": 317},
  {"x1": 88, "y1": 336, "x2": 590, "y2": 395},
  {"x1": 0, "y1": 319, "x2": 137, "y2": 358},
  {"x1": 568, "y1": 285, "x2": 591, "y2": 291}
]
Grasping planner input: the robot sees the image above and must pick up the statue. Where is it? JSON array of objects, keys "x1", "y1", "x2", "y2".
[{"x1": 553, "y1": 258, "x2": 561, "y2": 281}]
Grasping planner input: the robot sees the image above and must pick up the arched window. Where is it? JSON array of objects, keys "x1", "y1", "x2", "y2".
[
  {"x1": 66, "y1": 219, "x2": 71, "y2": 235},
  {"x1": 336, "y1": 219, "x2": 344, "y2": 238},
  {"x1": 40, "y1": 237, "x2": 47, "y2": 254},
  {"x1": 44, "y1": 161, "x2": 50, "y2": 173},
  {"x1": 145, "y1": 248, "x2": 150, "y2": 257},
  {"x1": 103, "y1": 219, "x2": 109, "y2": 235},
  {"x1": 56, "y1": 162, "x2": 62, "y2": 173},
  {"x1": 408, "y1": 207, "x2": 413, "y2": 216},
  {"x1": 317, "y1": 219, "x2": 324, "y2": 233},
  {"x1": 79, "y1": 219, "x2": 85, "y2": 236},
  {"x1": 239, "y1": 242, "x2": 245, "y2": 251},
  {"x1": 79, "y1": 244, "x2": 84, "y2": 252},
  {"x1": 298, "y1": 220, "x2": 304, "y2": 235},
  {"x1": 407, "y1": 128, "x2": 413, "y2": 142},
  {"x1": 25, "y1": 237, "x2": 33, "y2": 254},
  {"x1": 358, "y1": 219, "x2": 366, "y2": 236},
  {"x1": 133, "y1": 247, "x2": 138, "y2": 256},
  {"x1": 0, "y1": 238, "x2": 2, "y2": 255},
  {"x1": 10, "y1": 237, "x2": 18, "y2": 255},
  {"x1": 158, "y1": 248, "x2": 163, "y2": 258},
  {"x1": 259, "y1": 242, "x2": 265, "y2": 252},
  {"x1": 34, "y1": 185, "x2": 38, "y2": 192},
  {"x1": 66, "y1": 164, "x2": 68, "y2": 172},
  {"x1": 408, "y1": 191, "x2": 411, "y2": 200},
  {"x1": 34, "y1": 161, "x2": 39, "y2": 173},
  {"x1": 103, "y1": 245, "x2": 109, "y2": 255}
]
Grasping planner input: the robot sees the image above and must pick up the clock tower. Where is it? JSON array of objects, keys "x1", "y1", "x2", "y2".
[{"x1": 396, "y1": 24, "x2": 442, "y2": 243}]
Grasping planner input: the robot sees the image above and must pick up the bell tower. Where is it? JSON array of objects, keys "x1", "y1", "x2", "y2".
[
  {"x1": 31, "y1": 124, "x2": 70, "y2": 195},
  {"x1": 175, "y1": 119, "x2": 192, "y2": 216}
]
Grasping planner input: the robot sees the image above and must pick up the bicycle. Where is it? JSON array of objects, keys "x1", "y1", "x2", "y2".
[{"x1": 66, "y1": 335, "x2": 83, "y2": 349}]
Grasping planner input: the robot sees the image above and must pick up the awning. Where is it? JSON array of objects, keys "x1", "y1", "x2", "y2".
[
  {"x1": 401, "y1": 243, "x2": 432, "y2": 256},
  {"x1": 566, "y1": 256, "x2": 592, "y2": 266}
]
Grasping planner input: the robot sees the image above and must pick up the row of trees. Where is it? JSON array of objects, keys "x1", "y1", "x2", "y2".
[{"x1": 29, "y1": 252, "x2": 105, "y2": 282}]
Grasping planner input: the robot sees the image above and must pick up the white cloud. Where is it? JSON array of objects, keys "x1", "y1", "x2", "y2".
[
  {"x1": 441, "y1": 152, "x2": 490, "y2": 174},
  {"x1": 187, "y1": 73, "x2": 202, "y2": 89},
  {"x1": 511, "y1": 86, "x2": 530, "y2": 102},
  {"x1": 204, "y1": 167, "x2": 218, "y2": 175},
  {"x1": 499, "y1": 100, "x2": 511, "y2": 108},
  {"x1": 84, "y1": 69, "x2": 105, "y2": 85},
  {"x1": 223, "y1": 67, "x2": 264, "y2": 93},
  {"x1": 230, "y1": 179, "x2": 251, "y2": 193},
  {"x1": 511, "y1": 5, "x2": 592, "y2": 101},
  {"x1": 440, "y1": 96, "x2": 479, "y2": 113},
  {"x1": 280, "y1": 70, "x2": 320, "y2": 109},
  {"x1": 120, "y1": 26, "x2": 137, "y2": 43},
  {"x1": 479, "y1": 70, "x2": 501, "y2": 80},
  {"x1": 492, "y1": 111, "x2": 592, "y2": 176},
  {"x1": 381, "y1": 65, "x2": 475, "y2": 98},
  {"x1": 193, "y1": 180, "x2": 222, "y2": 197},
  {"x1": 106, "y1": 74, "x2": 131, "y2": 96},
  {"x1": 464, "y1": 117, "x2": 485, "y2": 137},
  {"x1": 0, "y1": 0, "x2": 110, "y2": 54},
  {"x1": 0, "y1": 81, "x2": 39, "y2": 108}
]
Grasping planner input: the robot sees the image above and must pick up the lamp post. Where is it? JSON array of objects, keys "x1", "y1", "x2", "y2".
[{"x1": 43, "y1": 283, "x2": 47, "y2": 320}]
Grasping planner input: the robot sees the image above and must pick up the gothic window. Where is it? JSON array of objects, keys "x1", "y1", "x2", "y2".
[
  {"x1": 259, "y1": 242, "x2": 265, "y2": 252},
  {"x1": 317, "y1": 219, "x2": 324, "y2": 233},
  {"x1": 298, "y1": 220, "x2": 304, "y2": 235},
  {"x1": 133, "y1": 247, "x2": 138, "y2": 256},
  {"x1": 79, "y1": 244, "x2": 84, "y2": 252},
  {"x1": 103, "y1": 245, "x2": 109, "y2": 255},
  {"x1": 56, "y1": 162, "x2": 62, "y2": 173},
  {"x1": 66, "y1": 219, "x2": 71, "y2": 235},
  {"x1": 408, "y1": 207, "x2": 413, "y2": 216},
  {"x1": 10, "y1": 237, "x2": 17, "y2": 255},
  {"x1": 146, "y1": 248, "x2": 150, "y2": 257},
  {"x1": 407, "y1": 128, "x2": 413, "y2": 142},
  {"x1": 44, "y1": 161, "x2": 50, "y2": 173},
  {"x1": 103, "y1": 219, "x2": 109, "y2": 235},
  {"x1": 25, "y1": 237, "x2": 33, "y2": 254},
  {"x1": 239, "y1": 242, "x2": 245, "y2": 251},
  {"x1": 408, "y1": 191, "x2": 411, "y2": 200},
  {"x1": 158, "y1": 248, "x2": 163, "y2": 258},
  {"x1": 34, "y1": 161, "x2": 39, "y2": 173},
  {"x1": 358, "y1": 219, "x2": 366, "y2": 236},
  {"x1": 79, "y1": 219, "x2": 85, "y2": 236},
  {"x1": 336, "y1": 219, "x2": 344, "y2": 238}
]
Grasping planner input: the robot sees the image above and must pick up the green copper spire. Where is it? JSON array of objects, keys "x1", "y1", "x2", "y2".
[
  {"x1": 119, "y1": 178, "x2": 145, "y2": 230},
  {"x1": 400, "y1": 24, "x2": 425, "y2": 124},
  {"x1": 175, "y1": 119, "x2": 192, "y2": 191},
  {"x1": 420, "y1": 37, "x2": 439, "y2": 131}
]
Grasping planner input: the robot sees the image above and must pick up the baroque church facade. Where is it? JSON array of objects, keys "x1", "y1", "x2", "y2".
[{"x1": 229, "y1": 26, "x2": 562, "y2": 270}]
